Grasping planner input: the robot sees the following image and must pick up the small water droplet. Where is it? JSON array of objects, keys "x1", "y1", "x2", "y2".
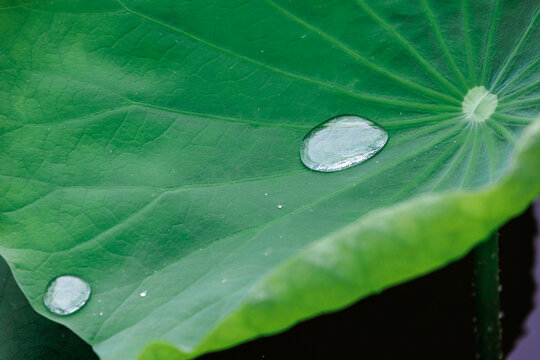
[
  {"x1": 139, "y1": 290, "x2": 147, "y2": 297},
  {"x1": 99, "y1": 311, "x2": 104, "y2": 316},
  {"x1": 221, "y1": 278, "x2": 228, "y2": 284},
  {"x1": 300, "y1": 115, "x2": 388, "y2": 172},
  {"x1": 43, "y1": 275, "x2": 91, "y2": 316},
  {"x1": 264, "y1": 192, "x2": 268, "y2": 196},
  {"x1": 277, "y1": 204, "x2": 283, "y2": 209},
  {"x1": 498, "y1": 311, "x2": 504, "y2": 319}
]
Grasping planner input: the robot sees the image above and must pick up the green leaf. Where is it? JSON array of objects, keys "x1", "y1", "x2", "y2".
[
  {"x1": 0, "y1": 0, "x2": 538, "y2": 359},
  {"x1": 0, "y1": 256, "x2": 98, "y2": 359}
]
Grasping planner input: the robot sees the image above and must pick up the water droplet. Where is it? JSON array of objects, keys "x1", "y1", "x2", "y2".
[
  {"x1": 139, "y1": 290, "x2": 147, "y2": 297},
  {"x1": 300, "y1": 115, "x2": 388, "y2": 172},
  {"x1": 462, "y1": 86, "x2": 498, "y2": 122},
  {"x1": 99, "y1": 311, "x2": 104, "y2": 316},
  {"x1": 221, "y1": 278, "x2": 228, "y2": 284},
  {"x1": 264, "y1": 193, "x2": 268, "y2": 196},
  {"x1": 43, "y1": 275, "x2": 91, "y2": 316},
  {"x1": 277, "y1": 204, "x2": 283, "y2": 209}
]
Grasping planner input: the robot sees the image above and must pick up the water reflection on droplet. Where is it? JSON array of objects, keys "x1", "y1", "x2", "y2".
[
  {"x1": 277, "y1": 204, "x2": 283, "y2": 209},
  {"x1": 139, "y1": 290, "x2": 148, "y2": 297},
  {"x1": 300, "y1": 115, "x2": 388, "y2": 172},
  {"x1": 43, "y1": 275, "x2": 91, "y2": 315}
]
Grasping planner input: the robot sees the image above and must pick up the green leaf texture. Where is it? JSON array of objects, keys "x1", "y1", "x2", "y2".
[{"x1": 0, "y1": 0, "x2": 538, "y2": 359}]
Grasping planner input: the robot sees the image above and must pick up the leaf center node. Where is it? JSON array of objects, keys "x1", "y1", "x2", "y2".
[{"x1": 462, "y1": 86, "x2": 498, "y2": 123}]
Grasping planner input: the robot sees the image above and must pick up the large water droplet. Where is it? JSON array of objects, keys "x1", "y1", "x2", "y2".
[
  {"x1": 43, "y1": 275, "x2": 91, "y2": 315},
  {"x1": 300, "y1": 115, "x2": 388, "y2": 172}
]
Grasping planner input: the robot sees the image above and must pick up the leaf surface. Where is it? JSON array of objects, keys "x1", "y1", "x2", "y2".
[{"x1": 0, "y1": 0, "x2": 539, "y2": 359}]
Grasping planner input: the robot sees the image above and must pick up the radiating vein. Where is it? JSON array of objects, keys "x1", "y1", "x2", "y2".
[
  {"x1": 461, "y1": 0, "x2": 477, "y2": 86},
  {"x1": 419, "y1": 0, "x2": 468, "y2": 90},
  {"x1": 496, "y1": 57, "x2": 540, "y2": 96},
  {"x1": 0, "y1": 170, "x2": 307, "y2": 212},
  {"x1": 460, "y1": 129, "x2": 481, "y2": 187},
  {"x1": 499, "y1": 98, "x2": 540, "y2": 110},
  {"x1": 386, "y1": 119, "x2": 462, "y2": 146},
  {"x1": 486, "y1": 119, "x2": 516, "y2": 146},
  {"x1": 481, "y1": 125, "x2": 497, "y2": 182},
  {"x1": 128, "y1": 102, "x2": 313, "y2": 130},
  {"x1": 382, "y1": 112, "x2": 461, "y2": 128},
  {"x1": 113, "y1": 0, "x2": 456, "y2": 112},
  {"x1": 480, "y1": 0, "x2": 502, "y2": 85},
  {"x1": 490, "y1": 6, "x2": 540, "y2": 91},
  {"x1": 499, "y1": 78, "x2": 540, "y2": 103},
  {"x1": 264, "y1": 0, "x2": 460, "y2": 105},
  {"x1": 355, "y1": 0, "x2": 464, "y2": 99},
  {"x1": 491, "y1": 113, "x2": 534, "y2": 125},
  {"x1": 386, "y1": 129, "x2": 467, "y2": 202},
  {"x1": 431, "y1": 125, "x2": 474, "y2": 190}
]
